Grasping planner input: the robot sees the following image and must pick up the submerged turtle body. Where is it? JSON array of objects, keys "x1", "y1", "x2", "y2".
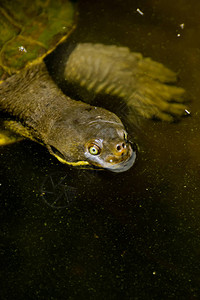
[
  {"x1": 0, "y1": 0, "x2": 75, "y2": 79},
  {"x1": 0, "y1": 0, "x2": 136, "y2": 172},
  {"x1": 0, "y1": 0, "x2": 187, "y2": 172}
]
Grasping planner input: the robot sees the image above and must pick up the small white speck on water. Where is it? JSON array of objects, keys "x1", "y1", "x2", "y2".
[
  {"x1": 136, "y1": 8, "x2": 144, "y2": 16},
  {"x1": 185, "y1": 109, "x2": 191, "y2": 115},
  {"x1": 180, "y1": 23, "x2": 185, "y2": 29},
  {"x1": 177, "y1": 33, "x2": 181, "y2": 37},
  {"x1": 18, "y1": 46, "x2": 27, "y2": 53}
]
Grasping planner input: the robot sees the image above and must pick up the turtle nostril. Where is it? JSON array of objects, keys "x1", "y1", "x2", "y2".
[{"x1": 116, "y1": 143, "x2": 127, "y2": 152}]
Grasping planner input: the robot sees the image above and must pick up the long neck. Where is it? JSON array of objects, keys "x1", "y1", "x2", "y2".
[{"x1": 0, "y1": 61, "x2": 76, "y2": 142}]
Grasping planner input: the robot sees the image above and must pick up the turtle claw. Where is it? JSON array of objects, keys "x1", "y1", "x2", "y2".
[{"x1": 127, "y1": 80, "x2": 187, "y2": 122}]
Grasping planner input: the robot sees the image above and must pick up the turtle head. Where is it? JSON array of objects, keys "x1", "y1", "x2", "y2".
[{"x1": 47, "y1": 104, "x2": 136, "y2": 172}]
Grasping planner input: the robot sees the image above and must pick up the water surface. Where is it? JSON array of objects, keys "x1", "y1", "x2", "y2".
[{"x1": 0, "y1": 0, "x2": 200, "y2": 299}]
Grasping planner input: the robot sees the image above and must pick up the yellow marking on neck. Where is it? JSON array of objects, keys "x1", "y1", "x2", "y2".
[{"x1": 54, "y1": 154, "x2": 90, "y2": 166}]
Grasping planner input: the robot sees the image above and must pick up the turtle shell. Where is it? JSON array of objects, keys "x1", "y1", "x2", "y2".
[{"x1": 0, "y1": 0, "x2": 76, "y2": 80}]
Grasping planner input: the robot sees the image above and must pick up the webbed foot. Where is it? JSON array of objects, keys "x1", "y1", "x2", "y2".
[{"x1": 125, "y1": 55, "x2": 187, "y2": 121}]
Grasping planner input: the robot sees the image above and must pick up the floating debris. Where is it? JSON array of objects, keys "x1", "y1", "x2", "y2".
[
  {"x1": 136, "y1": 8, "x2": 144, "y2": 16},
  {"x1": 18, "y1": 46, "x2": 27, "y2": 53},
  {"x1": 185, "y1": 109, "x2": 191, "y2": 115}
]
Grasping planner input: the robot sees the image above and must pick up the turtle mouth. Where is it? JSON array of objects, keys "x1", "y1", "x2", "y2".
[{"x1": 104, "y1": 149, "x2": 136, "y2": 173}]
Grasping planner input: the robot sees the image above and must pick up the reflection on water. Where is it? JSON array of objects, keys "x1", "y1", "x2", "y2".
[{"x1": 1, "y1": 0, "x2": 200, "y2": 299}]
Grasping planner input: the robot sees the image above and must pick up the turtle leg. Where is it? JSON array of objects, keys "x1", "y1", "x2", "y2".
[
  {"x1": 0, "y1": 128, "x2": 23, "y2": 146},
  {"x1": 0, "y1": 130, "x2": 22, "y2": 146},
  {"x1": 64, "y1": 43, "x2": 188, "y2": 121},
  {"x1": 0, "y1": 120, "x2": 31, "y2": 146}
]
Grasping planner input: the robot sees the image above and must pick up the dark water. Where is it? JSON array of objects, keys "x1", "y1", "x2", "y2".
[{"x1": 1, "y1": 0, "x2": 200, "y2": 299}]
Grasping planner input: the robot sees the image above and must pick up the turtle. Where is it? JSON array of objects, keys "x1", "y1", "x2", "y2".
[{"x1": 0, "y1": 0, "x2": 187, "y2": 173}]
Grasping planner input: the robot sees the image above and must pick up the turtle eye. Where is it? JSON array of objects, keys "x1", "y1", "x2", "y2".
[{"x1": 88, "y1": 144, "x2": 101, "y2": 155}]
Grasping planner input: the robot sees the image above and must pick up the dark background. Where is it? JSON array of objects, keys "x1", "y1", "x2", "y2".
[{"x1": 1, "y1": 0, "x2": 200, "y2": 299}]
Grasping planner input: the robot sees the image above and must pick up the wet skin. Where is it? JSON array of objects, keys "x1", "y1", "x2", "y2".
[{"x1": 0, "y1": 62, "x2": 136, "y2": 172}]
